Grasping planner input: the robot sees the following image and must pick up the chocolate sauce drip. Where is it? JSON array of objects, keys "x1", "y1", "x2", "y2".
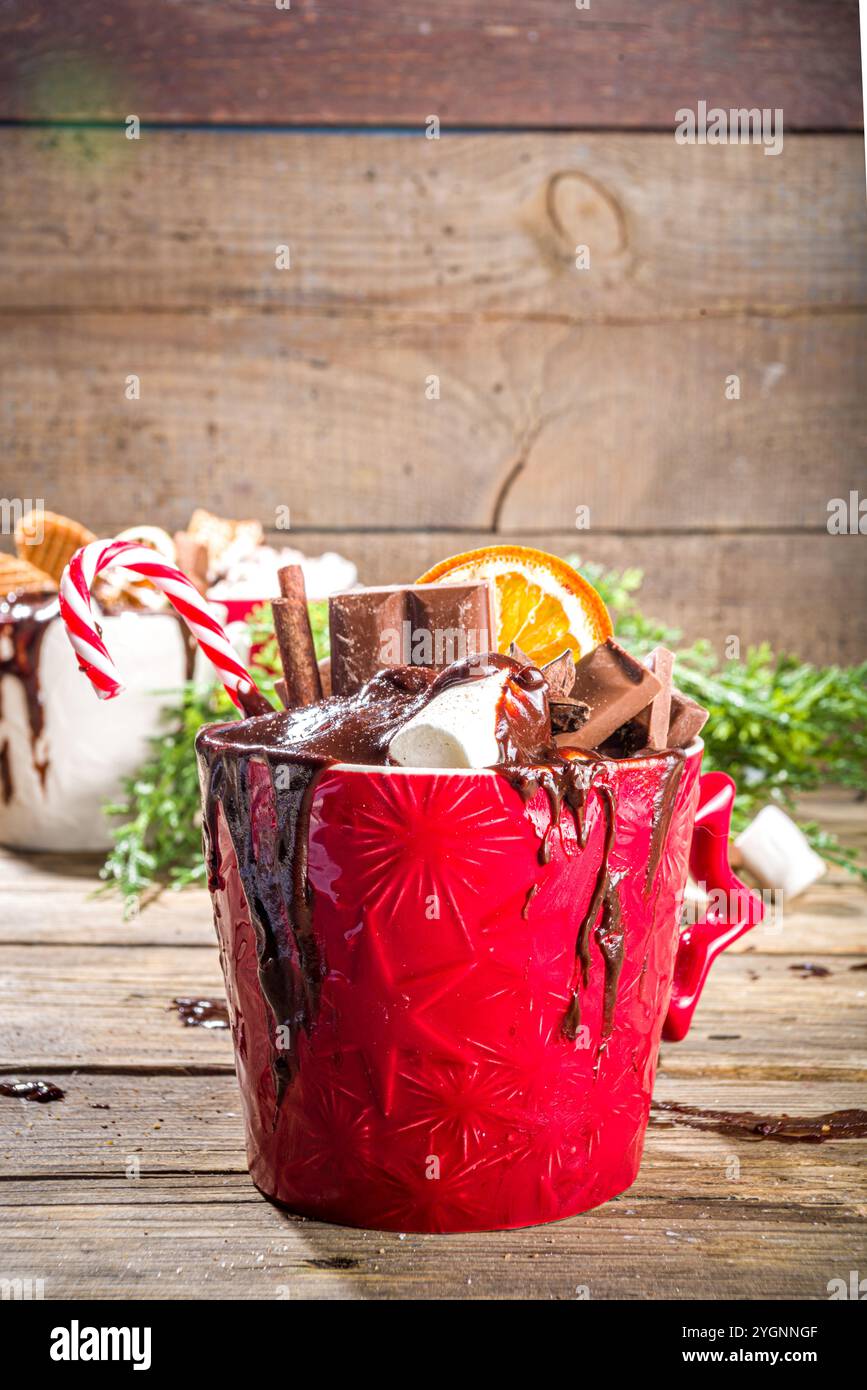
[
  {"x1": 199, "y1": 745, "x2": 325, "y2": 1115},
  {"x1": 595, "y1": 874, "x2": 626, "y2": 1041},
  {"x1": 562, "y1": 781, "x2": 617, "y2": 1042},
  {"x1": 652, "y1": 1102, "x2": 867, "y2": 1144},
  {"x1": 172, "y1": 996, "x2": 230, "y2": 1029},
  {"x1": 0, "y1": 593, "x2": 56, "y2": 801},
  {"x1": 645, "y1": 752, "x2": 686, "y2": 894},
  {"x1": 522, "y1": 883, "x2": 539, "y2": 919},
  {"x1": 0, "y1": 739, "x2": 11, "y2": 804},
  {"x1": 499, "y1": 756, "x2": 591, "y2": 858},
  {"x1": 0, "y1": 1078, "x2": 65, "y2": 1103},
  {"x1": 196, "y1": 666, "x2": 456, "y2": 1113},
  {"x1": 238, "y1": 686, "x2": 274, "y2": 718}
]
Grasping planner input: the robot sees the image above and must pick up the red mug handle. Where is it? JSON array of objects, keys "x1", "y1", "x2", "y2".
[{"x1": 663, "y1": 771, "x2": 765, "y2": 1042}]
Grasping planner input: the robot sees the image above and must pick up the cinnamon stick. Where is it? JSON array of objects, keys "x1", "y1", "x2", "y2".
[{"x1": 272, "y1": 565, "x2": 323, "y2": 707}]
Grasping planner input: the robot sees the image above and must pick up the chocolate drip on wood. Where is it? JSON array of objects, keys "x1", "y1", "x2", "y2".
[
  {"x1": 172, "y1": 997, "x2": 230, "y2": 1029},
  {"x1": 652, "y1": 1102, "x2": 867, "y2": 1144},
  {"x1": 0, "y1": 1078, "x2": 65, "y2": 1103}
]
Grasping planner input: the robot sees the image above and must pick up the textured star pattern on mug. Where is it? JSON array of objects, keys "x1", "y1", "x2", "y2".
[
  {"x1": 326, "y1": 772, "x2": 531, "y2": 951},
  {"x1": 285, "y1": 1071, "x2": 376, "y2": 1184},
  {"x1": 476, "y1": 897, "x2": 575, "y2": 1018},
  {"x1": 362, "y1": 1150, "x2": 510, "y2": 1234},
  {"x1": 313, "y1": 922, "x2": 478, "y2": 1116},
  {"x1": 395, "y1": 1057, "x2": 532, "y2": 1160}
]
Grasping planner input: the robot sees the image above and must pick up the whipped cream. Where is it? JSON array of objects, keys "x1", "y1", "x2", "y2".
[{"x1": 207, "y1": 544, "x2": 357, "y2": 602}]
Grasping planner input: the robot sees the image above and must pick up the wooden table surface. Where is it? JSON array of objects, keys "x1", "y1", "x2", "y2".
[{"x1": 2, "y1": 790, "x2": 865, "y2": 1301}]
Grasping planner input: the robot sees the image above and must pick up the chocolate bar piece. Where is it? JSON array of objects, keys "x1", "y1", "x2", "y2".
[
  {"x1": 615, "y1": 646, "x2": 674, "y2": 751},
  {"x1": 667, "y1": 688, "x2": 708, "y2": 747},
  {"x1": 606, "y1": 681, "x2": 709, "y2": 755},
  {"x1": 644, "y1": 647, "x2": 674, "y2": 748},
  {"x1": 540, "y1": 649, "x2": 577, "y2": 699},
  {"x1": 554, "y1": 638, "x2": 661, "y2": 752},
  {"x1": 329, "y1": 582, "x2": 494, "y2": 695}
]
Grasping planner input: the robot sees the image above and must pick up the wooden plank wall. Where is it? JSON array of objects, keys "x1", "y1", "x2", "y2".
[{"x1": 0, "y1": 2, "x2": 864, "y2": 662}]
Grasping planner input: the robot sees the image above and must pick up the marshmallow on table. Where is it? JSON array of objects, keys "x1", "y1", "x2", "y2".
[
  {"x1": 735, "y1": 805, "x2": 826, "y2": 899},
  {"x1": 388, "y1": 670, "x2": 509, "y2": 769}
]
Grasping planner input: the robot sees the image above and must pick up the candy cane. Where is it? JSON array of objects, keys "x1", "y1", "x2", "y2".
[{"x1": 59, "y1": 539, "x2": 271, "y2": 714}]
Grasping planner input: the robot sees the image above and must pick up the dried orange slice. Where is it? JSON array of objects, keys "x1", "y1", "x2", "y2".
[{"x1": 416, "y1": 545, "x2": 612, "y2": 667}]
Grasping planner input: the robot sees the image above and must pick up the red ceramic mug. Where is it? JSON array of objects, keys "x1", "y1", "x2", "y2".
[{"x1": 199, "y1": 739, "x2": 762, "y2": 1232}]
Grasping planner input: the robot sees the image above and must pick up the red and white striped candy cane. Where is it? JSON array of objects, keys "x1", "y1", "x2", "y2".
[{"x1": 59, "y1": 539, "x2": 271, "y2": 714}]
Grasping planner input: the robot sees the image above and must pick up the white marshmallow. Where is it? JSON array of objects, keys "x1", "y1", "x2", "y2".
[
  {"x1": 388, "y1": 670, "x2": 509, "y2": 769},
  {"x1": 735, "y1": 805, "x2": 826, "y2": 899}
]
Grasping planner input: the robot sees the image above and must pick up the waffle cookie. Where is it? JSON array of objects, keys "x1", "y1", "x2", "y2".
[
  {"x1": 0, "y1": 551, "x2": 58, "y2": 598},
  {"x1": 14, "y1": 509, "x2": 96, "y2": 584}
]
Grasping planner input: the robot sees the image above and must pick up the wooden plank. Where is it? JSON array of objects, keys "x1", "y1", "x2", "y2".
[
  {"x1": 3, "y1": 791, "x2": 864, "y2": 953},
  {"x1": 0, "y1": 881, "x2": 215, "y2": 948},
  {"x1": 0, "y1": 1, "x2": 860, "y2": 129},
  {"x1": 251, "y1": 530, "x2": 864, "y2": 666},
  {"x1": 1, "y1": 131, "x2": 864, "y2": 315},
  {"x1": 0, "y1": 1172, "x2": 862, "y2": 1300},
  {"x1": 0, "y1": 1074, "x2": 248, "y2": 1177},
  {"x1": 2, "y1": 311, "x2": 864, "y2": 536},
  {"x1": 0, "y1": 943, "x2": 231, "y2": 1071},
  {"x1": 2, "y1": 873, "x2": 864, "y2": 955},
  {"x1": 3, "y1": 1074, "x2": 865, "y2": 1204},
  {"x1": 273, "y1": 531, "x2": 867, "y2": 666},
  {"x1": 657, "y1": 955, "x2": 867, "y2": 1082},
  {"x1": 1, "y1": 944, "x2": 864, "y2": 1079}
]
